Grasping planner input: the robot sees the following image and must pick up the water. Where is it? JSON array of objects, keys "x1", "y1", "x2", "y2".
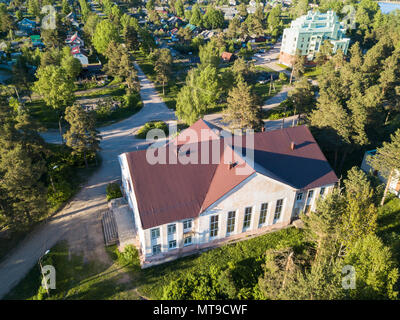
[{"x1": 379, "y1": 2, "x2": 400, "y2": 14}]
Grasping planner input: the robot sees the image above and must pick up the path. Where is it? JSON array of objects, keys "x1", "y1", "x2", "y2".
[{"x1": 0, "y1": 64, "x2": 175, "y2": 299}]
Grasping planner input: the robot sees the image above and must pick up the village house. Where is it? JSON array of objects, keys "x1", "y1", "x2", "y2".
[
  {"x1": 361, "y1": 150, "x2": 400, "y2": 198},
  {"x1": 279, "y1": 10, "x2": 350, "y2": 67},
  {"x1": 116, "y1": 120, "x2": 338, "y2": 267}
]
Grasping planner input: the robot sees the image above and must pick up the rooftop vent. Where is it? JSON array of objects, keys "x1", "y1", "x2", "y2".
[{"x1": 290, "y1": 142, "x2": 296, "y2": 151}]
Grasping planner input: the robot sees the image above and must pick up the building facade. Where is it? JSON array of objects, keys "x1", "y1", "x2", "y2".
[
  {"x1": 279, "y1": 10, "x2": 350, "y2": 66},
  {"x1": 118, "y1": 120, "x2": 338, "y2": 267},
  {"x1": 361, "y1": 150, "x2": 400, "y2": 197}
]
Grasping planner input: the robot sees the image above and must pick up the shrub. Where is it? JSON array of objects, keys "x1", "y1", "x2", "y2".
[
  {"x1": 279, "y1": 72, "x2": 288, "y2": 82},
  {"x1": 136, "y1": 121, "x2": 169, "y2": 139},
  {"x1": 115, "y1": 245, "x2": 141, "y2": 270},
  {"x1": 106, "y1": 183, "x2": 122, "y2": 201}
]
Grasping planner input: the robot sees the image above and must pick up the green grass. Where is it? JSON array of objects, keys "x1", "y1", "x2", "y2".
[
  {"x1": 253, "y1": 80, "x2": 285, "y2": 103},
  {"x1": 122, "y1": 227, "x2": 305, "y2": 299},
  {"x1": 277, "y1": 63, "x2": 291, "y2": 70},
  {"x1": 303, "y1": 66, "x2": 322, "y2": 78},
  {"x1": 136, "y1": 121, "x2": 169, "y2": 139},
  {"x1": 4, "y1": 241, "x2": 140, "y2": 300}
]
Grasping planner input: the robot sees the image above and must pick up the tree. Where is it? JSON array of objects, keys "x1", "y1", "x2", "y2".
[
  {"x1": 340, "y1": 167, "x2": 378, "y2": 247},
  {"x1": 189, "y1": 4, "x2": 202, "y2": 27},
  {"x1": 199, "y1": 40, "x2": 221, "y2": 68},
  {"x1": 92, "y1": 19, "x2": 120, "y2": 55},
  {"x1": 226, "y1": 17, "x2": 241, "y2": 39},
  {"x1": 176, "y1": 65, "x2": 221, "y2": 125},
  {"x1": 343, "y1": 234, "x2": 399, "y2": 300},
  {"x1": 83, "y1": 13, "x2": 100, "y2": 38},
  {"x1": 370, "y1": 129, "x2": 400, "y2": 205},
  {"x1": 289, "y1": 52, "x2": 305, "y2": 84},
  {"x1": 203, "y1": 6, "x2": 224, "y2": 30},
  {"x1": 60, "y1": 47, "x2": 82, "y2": 80},
  {"x1": 0, "y1": 105, "x2": 48, "y2": 230},
  {"x1": 175, "y1": 0, "x2": 184, "y2": 17},
  {"x1": 0, "y1": 4, "x2": 14, "y2": 33},
  {"x1": 33, "y1": 65, "x2": 75, "y2": 142},
  {"x1": 124, "y1": 25, "x2": 139, "y2": 51},
  {"x1": 315, "y1": 41, "x2": 333, "y2": 66},
  {"x1": 63, "y1": 105, "x2": 101, "y2": 168},
  {"x1": 288, "y1": 78, "x2": 315, "y2": 124},
  {"x1": 104, "y1": 42, "x2": 137, "y2": 91},
  {"x1": 237, "y1": 3, "x2": 247, "y2": 18},
  {"x1": 223, "y1": 80, "x2": 262, "y2": 131},
  {"x1": 152, "y1": 49, "x2": 172, "y2": 96},
  {"x1": 61, "y1": 0, "x2": 71, "y2": 15}
]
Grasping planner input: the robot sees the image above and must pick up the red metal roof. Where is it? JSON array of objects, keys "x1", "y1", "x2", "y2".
[{"x1": 124, "y1": 122, "x2": 338, "y2": 229}]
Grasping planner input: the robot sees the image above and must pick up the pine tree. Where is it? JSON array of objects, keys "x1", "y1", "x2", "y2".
[
  {"x1": 63, "y1": 105, "x2": 101, "y2": 168},
  {"x1": 370, "y1": 129, "x2": 400, "y2": 205},
  {"x1": 223, "y1": 80, "x2": 262, "y2": 131}
]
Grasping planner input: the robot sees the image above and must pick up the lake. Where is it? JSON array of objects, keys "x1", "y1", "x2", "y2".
[{"x1": 379, "y1": 2, "x2": 400, "y2": 14}]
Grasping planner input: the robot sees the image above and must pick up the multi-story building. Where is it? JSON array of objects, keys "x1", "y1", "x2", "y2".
[
  {"x1": 118, "y1": 120, "x2": 338, "y2": 267},
  {"x1": 279, "y1": 10, "x2": 350, "y2": 67}
]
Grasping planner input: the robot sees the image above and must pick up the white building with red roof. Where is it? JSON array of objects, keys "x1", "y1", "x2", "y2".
[{"x1": 118, "y1": 119, "x2": 338, "y2": 267}]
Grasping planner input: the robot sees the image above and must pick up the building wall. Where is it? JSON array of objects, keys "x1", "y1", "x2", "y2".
[{"x1": 280, "y1": 10, "x2": 350, "y2": 66}]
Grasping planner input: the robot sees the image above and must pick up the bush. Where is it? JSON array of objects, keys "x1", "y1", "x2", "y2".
[
  {"x1": 136, "y1": 121, "x2": 169, "y2": 139},
  {"x1": 106, "y1": 183, "x2": 122, "y2": 201},
  {"x1": 115, "y1": 245, "x2": 141, "y2": 271},
  {"x1": 279, "y1": 72, "x2": 288, "y2": 82}
]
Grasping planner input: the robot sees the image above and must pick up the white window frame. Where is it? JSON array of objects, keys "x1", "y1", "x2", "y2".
[
  {"x1": 151, "y1": 228, "x2": 160, "y2": 240},
  {"x1": 226, "y1": 211, "x2": 236, "y2": 234},
  {"x1": 168, "y1": 240, "x2": 177, "y2": 250},
  {"x1": 167, "y1": 224, "x2": 176, "y2": 235},
  {"x1": 259, "y1": 203, "x2": 268, "y2": 226},
  {"x1": 152, "y1": 244, "x2": 161, "y2": 255},
  {"x1": 296, "y1": 193, "x2": 303, "y2": 201},
  {"x1": 274, "y1": 199, "x2": 284, "y2": 221},
  {"x1": 183, "y1": 234, "x2": 192, "y2": 246},
  {"x1": 210, "y1": 215, "x2": 219, "y2": 238},
  {"x1": 183, "y1": 219, "x2": 192, "y2": 232},
  {"x1": 243, "y1": 207, "x2": 252, "y2": 231}
]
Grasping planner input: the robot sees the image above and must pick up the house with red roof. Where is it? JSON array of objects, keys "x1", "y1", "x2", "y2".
[{"x1": 118, "y1": 119, "x2": 338, "y2": 267}]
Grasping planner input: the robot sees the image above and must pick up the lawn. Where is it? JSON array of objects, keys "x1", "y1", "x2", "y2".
[
  {"x1": 129, "y1": 227, "x2": 305, "y2": 299},
  {"x1": 253, "y1": 79, "x2": 285, "y2": 103},
  {"x1": 4, "y1": 227, "x2": 305, "y2": 300},
  {"x1": 4, "y1": 241, "x2": 140, "y2": 300}
]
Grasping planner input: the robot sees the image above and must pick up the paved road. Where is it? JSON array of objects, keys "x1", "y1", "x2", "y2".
[{"x1": 0, "y1": 64, "x2": 175, "y2": 299}]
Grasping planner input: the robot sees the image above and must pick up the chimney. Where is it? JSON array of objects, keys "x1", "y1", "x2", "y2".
[
  {"x1": 229, "y1": 161, "x2": 238, "y2": 169},
  {"x1": 290, "y1": 142, "x2": 296, "y2": 151}
]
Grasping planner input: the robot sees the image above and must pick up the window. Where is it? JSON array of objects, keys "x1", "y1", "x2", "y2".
[
  {"x1": 210, "y1": 215, "x2": 219, "y2": 238},
  {"x1": 259, "y1": 203, "x2": 268, "y2": 226},
  {"x1": 296, "y1": 193, "x2": 303, "y2": 201},
  {"x1": 184, "y1": 234, "x2": 192, "y2": 246},
  {"x1": 226, "y1": 211, "x2": 236, "y2": 234},
  {"x1": 168, "y1": 240, "x2": 177, "y2": 249},
  {"x1": 152, "y1": 244, "x2": 161, "y2": 255},
  {"x1": 167, "y1": 224, "x2": 176, "y2": 235},
  {"x1": 151, "y1": 228, "x2": 160, "y2": 240},
  {"x1": 274, "y1": 199, "x2": 283, "y2": 221},
  {"x1": 320, "y1": 187, "x2": 326, "y2": 195},
  {"x1": 183, "y1": 219, "x2": 192, "y2": 231},
  {"x1": 308, "y1": 190, "x2": 314, "y2": 199},
  {"x1": 243, "y1": 207, "x2": 252, "y2": 230}
]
